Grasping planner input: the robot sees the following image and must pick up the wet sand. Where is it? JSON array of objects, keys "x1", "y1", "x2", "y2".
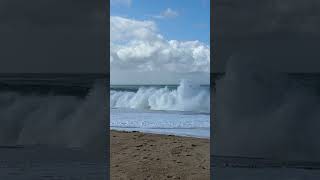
[{"x1": 111, "y1": 130, "x2": 210, "y2": 180}]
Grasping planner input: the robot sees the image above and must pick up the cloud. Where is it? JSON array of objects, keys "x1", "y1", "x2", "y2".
[
  {"x1": 111, "y1": 0, "x2": 132, "y2": 7},
  {"x1": 111, "y1": 16, "x2": 158, "y2": 42},
  {"x1": 153, "y1": 8, "x2": 179, "y2": 19},
  {"x1": 110, "y1": 16, "x2": 210, "y2": 74}
]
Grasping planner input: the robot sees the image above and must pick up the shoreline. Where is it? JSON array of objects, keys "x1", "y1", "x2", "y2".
[
  {"x1": 111, "y1": 130, "x2": 210, "y2": 179},
  {"x1": 110, "y1": 128, "x2": 210, "y2": 140}
]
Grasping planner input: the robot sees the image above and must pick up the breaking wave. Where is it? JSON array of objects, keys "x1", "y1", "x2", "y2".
[
  {"x1": 110, "y1": 80, "x2": 210, "y2": 113},
  {"x1": 213, "y1": 56, "x2": 320, "y2": 161},
  {"x1": 0, "y1": 82, "x2": 106, "y2": 152}
]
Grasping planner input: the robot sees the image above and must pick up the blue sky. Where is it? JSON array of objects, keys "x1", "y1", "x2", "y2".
[
  {"x1": 111, "y1": 0, "x2": 210, "y2": 45},
  {"x1": 110, "y1": 0, "x2": 210, "y2": 84}
]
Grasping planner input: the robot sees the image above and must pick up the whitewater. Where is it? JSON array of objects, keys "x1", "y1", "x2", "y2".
[
  {"x1": 110, "y1": 80, "x2": 210, "y2": 138},
  {"x1": 0, "y1": 78, "x2": 108, "y2": 179}
]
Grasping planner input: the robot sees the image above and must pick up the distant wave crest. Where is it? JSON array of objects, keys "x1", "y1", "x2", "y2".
[{"x1": 110, "y1": 80, "x2": 210, "y2": 113}]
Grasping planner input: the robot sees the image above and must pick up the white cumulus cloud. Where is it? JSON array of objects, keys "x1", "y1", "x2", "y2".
[
  {"x1": 153, "y1": 8, "x2": 179, "y2": 19},
  {"x1": 110, "y1": 16, "x2": 210, "y2": 74}
]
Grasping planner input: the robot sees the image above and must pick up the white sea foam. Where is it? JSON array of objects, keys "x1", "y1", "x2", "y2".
[
  {"x1": 110, "y1": 108, "x2": 210, "y2": 138},
  {"x1": 110, "y1": 80, "x2": 210, "y2": 113}
]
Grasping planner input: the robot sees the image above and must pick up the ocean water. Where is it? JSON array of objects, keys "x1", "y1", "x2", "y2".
[{"x1": 110, "y1": 80, "x2": 210, "y2": 138}]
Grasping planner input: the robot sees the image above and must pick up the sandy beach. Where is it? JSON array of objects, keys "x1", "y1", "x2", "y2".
[{"x1": 110, "y1": 130, "x2": 210, "y2": 180}]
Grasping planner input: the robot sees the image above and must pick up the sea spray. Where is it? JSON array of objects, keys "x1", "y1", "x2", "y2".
[
  {"x1": 0, "y1": 81, "x2": 107, "y2": 152},
  {"x1": 110, "y1": 80, "x2": 210, "y2": 113},
  {"x1": 213, "y1": 56, "x2": 320, "y2": 161}
]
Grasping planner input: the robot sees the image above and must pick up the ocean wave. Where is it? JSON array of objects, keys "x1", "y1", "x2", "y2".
[
  {"x1": 110, "y1": 80, "x2": 210, "y2": 113},
  {"x1": 0, "y1": 82, "x2": 106, "y2": 151},
  {"x1": 214, "y1": 57, "x2": 320, "y2": 160}
]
